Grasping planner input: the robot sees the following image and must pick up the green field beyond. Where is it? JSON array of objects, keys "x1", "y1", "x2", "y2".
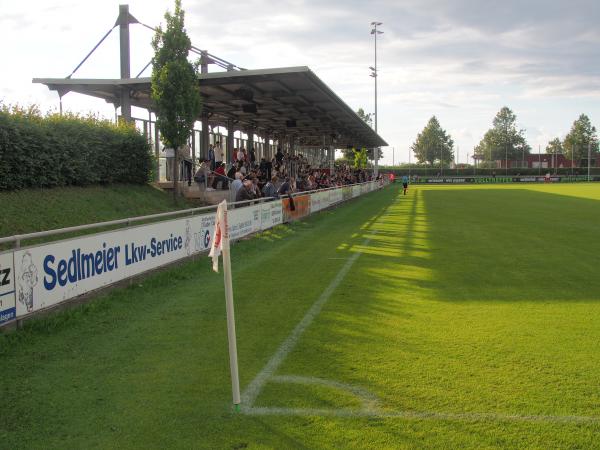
[{"x1": 2, "y1": 183, "x2": 600, "y2": 448}]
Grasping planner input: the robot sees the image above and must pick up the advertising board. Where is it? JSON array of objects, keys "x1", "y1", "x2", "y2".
[{"x1": 0, "y1": 252, "x2": 16, "y2": 324}]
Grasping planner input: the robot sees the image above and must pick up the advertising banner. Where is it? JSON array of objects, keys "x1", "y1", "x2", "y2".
[
  {"x1": 260, "y1": 200, "x2": 283, "y2": 230},
  {"x1": 12, "y1": 213, "x2": 215, "y2": 317},
  {"x1": 282, "y1": 195, "x2": 311, "y2": 222},
  {"x1": 352, "y1": 185, "x2": 361, "y2": 198},
  {"x1": 6, "y1": 181, "x2": 381, "y2": 322},
  {"x1": 0, "y1": 252, "x2": 16, "y2": 324},
  {"x1": 310, "y1": 191, "x2": 323, "y2": 213},
  {"x1": 228, "y1": 205, "x2": 261, "y2": 240},
  {"x1": 329, "y1": 188, "x2": 343, "y2": 205},
  {"x1": 342, "y1": 187, "x2": 352, "y2": 201}
]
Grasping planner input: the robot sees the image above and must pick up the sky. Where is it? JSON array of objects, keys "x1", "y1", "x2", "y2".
[{"x1": 1, "y1": 0, "x2": 600, "y2": 165}]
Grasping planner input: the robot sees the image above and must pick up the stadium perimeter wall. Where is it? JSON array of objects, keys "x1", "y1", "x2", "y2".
[
  {"x1": 0, "y1": 181, "x2": 385, "y2": 328},
  {"x1": 404, "y1": 175, "x2": 600, "y2": 184}
]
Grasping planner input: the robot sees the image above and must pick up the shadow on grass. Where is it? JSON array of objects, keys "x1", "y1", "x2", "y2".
[{"x1": 342, "y1": 186, "x2": 600, "y2": 304}]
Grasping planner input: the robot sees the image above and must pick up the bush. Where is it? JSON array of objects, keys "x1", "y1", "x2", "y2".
[{"x1": 0, "y1": 105, "x2": 153, "y2": 190}]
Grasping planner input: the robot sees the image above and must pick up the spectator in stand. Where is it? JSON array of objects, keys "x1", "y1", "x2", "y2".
[
  {"x1": 193, "y1": 159, "x2": 210, "y2": 185},
  {"x1": 226, "y1": 163, "x2": 236, "y2": 180},
  {"x1": 250, "y1": 147, "x2": 256, "y2": 166},
  {"x1": 239, "y1": 161, "x2": 247, "y2": 176},
  {"x1": 214, "y1": 142, "x2": 224, "y2": 167},
  {"x1": 278, "y1": 177, "x2": 293, "y2": 196},
  {"x1": 237, "y1": 147, "x2": 245, "y2": 163},
  {"x1": 251, "y1": 176, "x2": 262, "y2": 198},
  {"x1": 262, "y1": 176, "x2": 278, "y2": 199},
  {"x1": 208, "y1": 144, "x2": 215, "y2": 171},
  {"x1": 235, "y1": 179, "x2": 255, "y2": 204},
  {"x1": 276, "y1": 147, "x2": 284, "y2": 164},
  {"x1": 211, "y1": 163, "x2": 228, "y2": 190},
  {"x1": 231, "y1": 172, "x2": 243, "y2": 196}
]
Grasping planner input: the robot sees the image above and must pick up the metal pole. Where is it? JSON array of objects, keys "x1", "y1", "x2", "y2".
[
  {"x1": 392, "y1": 147, "x2": 394, "y2": 167},
  {"x1": 221, "y1": 202, "x2": 241, "y2": 408},
  {"x1": 538, "y1": 144, "x2": 541, "y2": 176},
  {"x1": 505, "y1": 143, "x2": 508, "y2": 175},
  {"x1": 118, "y1": 4, "x2": 132, "y2": 123},
  {"x1": 588, "y1": 142, "x2": 592, "y2": 182},
  {"x1": 374, "y1": 28, "x2": 378, "y2": 178}
]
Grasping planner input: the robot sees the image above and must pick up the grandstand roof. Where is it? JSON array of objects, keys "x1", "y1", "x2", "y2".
[{"x1": 34, "y1": 66, "x2": 387, "y2": 148}]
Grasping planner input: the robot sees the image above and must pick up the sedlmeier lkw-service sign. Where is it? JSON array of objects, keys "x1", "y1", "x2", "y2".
[
  {"x1": 12, "y1": 214, "x2": 215, "y2": 317},
  {"x1": 0, "y1": 252, "x2": 16, "y2": 324}
]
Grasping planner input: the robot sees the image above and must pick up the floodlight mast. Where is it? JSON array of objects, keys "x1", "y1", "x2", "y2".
[{"x1": 370, "y1": 22, "x2": 383, "y2": 177}]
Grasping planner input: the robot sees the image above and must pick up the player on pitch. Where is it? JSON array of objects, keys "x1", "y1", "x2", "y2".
[{"x1": 402, "y1": 174, "x2": 409, "y2": 195}]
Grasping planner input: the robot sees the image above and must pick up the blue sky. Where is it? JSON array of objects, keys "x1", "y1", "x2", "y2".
[{"x1": 1, "y1": 0, "x2": 599, "y2": 165}]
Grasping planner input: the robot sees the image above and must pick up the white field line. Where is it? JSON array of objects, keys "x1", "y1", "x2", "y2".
[
  {"x1": 245, "y1": 406, "x2": 600, "y2": 424},
  {"x1": 240, "y1": 235, "x2": 373, "y2": 409}
]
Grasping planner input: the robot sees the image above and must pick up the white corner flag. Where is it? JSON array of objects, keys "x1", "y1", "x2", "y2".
[
  {"x1": 208, "y1": 200, "x2": 225, "y2": 272},
  {"x1": 208, "y1": 200, "x2": 241, "y2": 409}
]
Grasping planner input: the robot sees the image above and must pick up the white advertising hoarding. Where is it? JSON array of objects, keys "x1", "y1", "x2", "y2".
[
  {"x1": 0, "y1": 252, "x2": 16, "y2": 324},
  {"x1": 6, "y1": 182, "x2": 376, "y2": 322},
  {"x1": 330, "y1": 188, "x2": 343, "y2": 205},
  {"x1": 13, "y1": 213, "x2": 214, "y2": 317},
  {"x1": 260, "y1": 200, "x2": 283, "y2": 230}
]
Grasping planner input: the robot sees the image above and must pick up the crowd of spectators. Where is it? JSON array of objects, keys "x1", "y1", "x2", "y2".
[{"x1": 193, "y1": 144, "x2": 377, "y2": 203}]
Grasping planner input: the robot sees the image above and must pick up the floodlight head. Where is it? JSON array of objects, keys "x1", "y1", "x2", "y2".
[
  {"x1": 371, "y1": 21, "x2": 382, "y2": 26},
  {"x1": 370, "y1": 29, "x2": 375, "y2": 34},
  {"x1": 369, "y1": 66, "x2": 376, "y2": 71}
]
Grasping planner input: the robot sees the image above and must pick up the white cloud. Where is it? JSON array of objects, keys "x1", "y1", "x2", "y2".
[{"x1": 1, "y1": 0, "x2": 600, "y2": 165}]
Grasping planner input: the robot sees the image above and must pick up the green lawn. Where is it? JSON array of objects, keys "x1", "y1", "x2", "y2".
[
  {"x1": 2, "y1": 183, "x2": 600, "y2": 449},
  {"x1": 0, "y1": 184, "x2": 196, "y2": 249}
]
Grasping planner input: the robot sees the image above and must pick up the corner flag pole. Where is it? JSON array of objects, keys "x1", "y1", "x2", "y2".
[{"x1": 210, "y1": 200, "x2": 241, "y2": 409}]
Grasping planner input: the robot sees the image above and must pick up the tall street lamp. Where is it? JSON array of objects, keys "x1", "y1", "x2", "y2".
[{"x1": 370, "y1": 21, "x2": 383, "y2": 177}]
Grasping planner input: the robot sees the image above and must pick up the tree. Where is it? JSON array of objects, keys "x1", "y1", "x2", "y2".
[
  {"x1": 151, "y1": 0, "x2": 201, "y2": 199},
  {"x1": 546, "y1": 138, "x2": 564, "y2": 154},
  {"x1": 342, "y1": 107, "x2": 382, "y2": 161},
  {"x1": 353, "y1": 147, "x2": 368, "y2": 169},
  {"x1": 474, "y1": 107, "x2": 530, "y2": 163},
  {"x1": 356, "y1": 108, "x2": 373, "y2": 128},
  {"x1": 563, "y1": 114, "x2": 599, "y2": 162},
  {"x1": 411, "y1": 116, "x2": 454, "y2": 166}
]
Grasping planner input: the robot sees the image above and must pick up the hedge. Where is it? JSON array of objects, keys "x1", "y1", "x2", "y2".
[{"x1": 0, "y1": 105, "x2": 153, "y2": 190}]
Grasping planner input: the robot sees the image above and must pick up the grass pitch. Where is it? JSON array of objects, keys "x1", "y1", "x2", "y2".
[{"x1": 2, "y1": 183, "x2": 600, "y2": 448}]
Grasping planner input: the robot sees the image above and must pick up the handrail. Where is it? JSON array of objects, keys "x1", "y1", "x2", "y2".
[
  {"x1": 0, "y1": 197, "x2": 275, "y2": 246},
  {"x1": 288, "y1": 181, "x2": 375, "y2": 198},
  {"x1": 0, "y1": 180, "x2": 385, "y2": 247}
]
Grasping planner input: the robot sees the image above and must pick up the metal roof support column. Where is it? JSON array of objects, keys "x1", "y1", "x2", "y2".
[
  {"x1": 264, "y1": 133, "x2": 270, "y2": 159},
  {"x1": 289, "y1": 135, "x2": 295, "y2": 157},
  {"x1": 247, "y1": 129, "x2": 255, "y2": 160},
  {"x1": 118, "y1": 4, "x2": 132, "y2": 123},
  {"x1": 329, "y1": 145, "x2": 334, "y2": 174},
  {"x1": 200, "y1": 112, "x2": 209, "y2": 160},
  {"x1": 154, "y1": 118, "x2": 161, "y2": 181},
  {"x1": 226, "y1": 120, "x2": 234, "y2": 165}
]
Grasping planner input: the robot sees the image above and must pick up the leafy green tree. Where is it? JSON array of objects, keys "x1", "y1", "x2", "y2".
[
  {"x1": 353, "y1": 148, "x2": 368, "y2": 169},
  {"x1": 546, "y1": 137, "x2": 564, "y2": 154},
  {"x1": 151, "y1": 0, "x2": 201, "y2": 199},
  {"x1": 356, "y1": 108, "x2": 373, "y2": 128},
  {"x1": 342, "y1": 108, "x2": 382, "y2": 161},
  {"x1": 411, "y1": 116, "x2": 454, "y2": 166},
  {"x1": 474, "y1": 107, "x2": 530, "y2": 162},
  {"x1": 563, "y1": 114, "x2": 598, "y2": 162}
]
